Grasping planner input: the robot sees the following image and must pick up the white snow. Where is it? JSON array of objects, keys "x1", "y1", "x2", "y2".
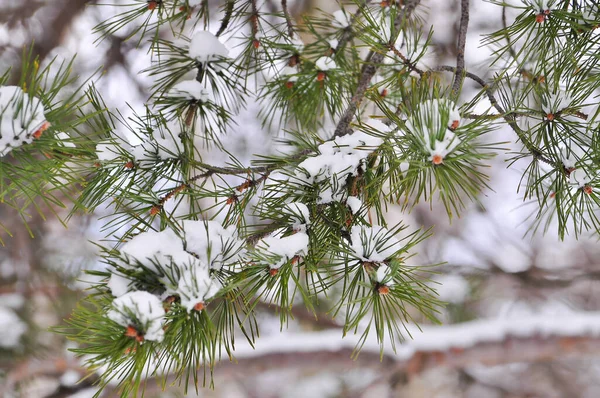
[
  {"x1": 569, "y1": 168, "x2": 594, "y2": 192},
  {"x1": 434, "y1": 274, "x2": 470, "y2": 304},
  {"x1": 96, "y1": 140, "x2": 125, "y2": 162},
  {"x1": 375, "y1": 264, "x2": 395, "y2": 286},
  {"x1": 175, "y1": 263, "x2": 221, "y2": 312},
  {"x1": 295, "y1": 129, "x2": 383, "y2": 202},
  {"x1": 107, "y1": 291, "x2": 166, "y2": 342},
  {"x1": 404, "y1": 99, "x2": 462, "y2": 163},
  {"x1": 315, "y1": 56, "x2": 337, "y2": 71},
  {"x1": 182, "y1": 220, "x2": 245, "y2": 270},
  {"x1": 0, "y1": 85, "x2": 49, "y2": 156},
  {"x1": 60, "y1": 370, "x2": 81, "y2": 387},
  {"x1": 349, "y1": 225, "x2": 403, "y2": 263},
  {"x1": 346, "y1": 196, "x2": 362, "y2": 214},
  {"x1": 257, "y1": 231, "x2": 309, "y2": 270},
  {"x1": 189, "y1": 31, "x2": 229, "y2": 63},
  {"x1": 119, "y1": 228, "x2": 195, "y2": 274},
  {"x1": 0, "y1": 305, "x2": 27, "y2": 348},
  {"x1": 332, "y1": 10, "x2": 352, "y2": 29},
  {"x1": 107, "y1": 273, "x2": 132, "y2": 297},
  {"x1": 283, "y1": 202, "x2": 311, "y2": 231},
  {"x1": 230, "y1": 312, "x2": 600, "y2": 361},
  {"x1": 56, "y1": 131, "x2": 76, "y2": 148},
  {"x1": 169, "y1": 80, "x2": 210, "y2": 102},
  {"x1": 541, "y1": 90, "x2": 572, "y2": 115}
]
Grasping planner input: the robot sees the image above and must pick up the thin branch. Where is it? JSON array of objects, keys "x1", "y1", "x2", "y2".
[
  {"x1": 433, "y1": 65, "x2": 555, "y2": 165},
  {"x1": 387, "y1": 43, "x2": 424, "y2": 76},
  {"x1": 281, "y1": 0, "x2": 294, "y2": 38},
  {"x1": 333, "y1": 0, "x2": 422, "y2": 138},
  {"x1": 216, "y1": 0, "x2": 235, "y2": 37},
  {"x1": 452, "y1": 0, "x2": 470, "y2": 97}
]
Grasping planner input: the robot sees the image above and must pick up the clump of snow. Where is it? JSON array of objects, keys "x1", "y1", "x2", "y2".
[
  {"x1": 405, "y1": 99, "x2": 462, "y2": 164},
  {"x1": 558, "y1": 143, "x2": 581, "y2": 170},
  {"x1": 256, "y1": 231, "x2": 309, "y2": 270},
  {"x1": 375, "y1": 264, "x2": 395, "y2": 286},
  {"x1": 346, "y1": 196, "x2": 362, "y2": 214},
  {"x1": 541, "y1": 90, "x2": 572, "y2": 115},
  {"x1": 569, "y1": 168, "x2": 595, "y2": 193},
  {"x1": 283, "y1": 202, "x2": 311, "y2": 231},
  {"x1": 0, "y1": 305, "x2": 27, "y2": 348},
  {"x1": 349, "y1": 225, "x2": 403, "y2": 263},
  {"x1": 169, "y1": 80, "x2": 210, "y2": 102},
  {"x1": 327, "y1": 38, "x2": 339, "y2": 50},
  {"x1": 107, "y1": 291, "x2": 166, "y2": 342},
  {"x1": 0, "y1": 85, "x2": 49, "y2": 156},
  {"x1": 315, "y1": 57, "x2": 337, "y2": 71},
  {"x1": 182, "y1": 220, "x2": 245, "y2": 270},
  {"x1": 119, "y1": 228, "x2": 195, "y2": 273},
  {"x1": 332, "y1": 10, "x2": 352, "y2": 29},
  {"x1": 189, "y1": 31, "x2": 229, "y2": 63},
  {"x1": 175, "y1": 263, "x2": 221, "y2": 312},
  {"x1": 295, "y1": 126, "x2": 383, "y2": 203},
  {"x1": 109, "y1": 222, "x2": 242, "y2": 297}
]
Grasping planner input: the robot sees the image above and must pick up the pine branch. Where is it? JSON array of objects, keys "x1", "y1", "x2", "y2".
[
  {"x1": 281, "y1": 0, "x2": 294, "y2": 38},
  {"x1": 451, "y1": 0, "x2": 470, "y2": 97},
  {"x1": 216, "y1": 0, "x2": 235, "y2": 37},
  {"x1": 333, "y1": 0, "x2": 422, "y2": 138},
  {"x1": 433, "y1": 65, "x2": 555, "y2": 166}
]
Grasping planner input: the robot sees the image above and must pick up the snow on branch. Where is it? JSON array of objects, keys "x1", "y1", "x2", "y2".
[{"x1": 218, "y1": 313, "x2": 600, "y2": 374}]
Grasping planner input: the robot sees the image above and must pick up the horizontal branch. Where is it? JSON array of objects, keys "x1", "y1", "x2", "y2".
[{"x1": 217, "y1": 312, "x2": 600, "y2": 376}]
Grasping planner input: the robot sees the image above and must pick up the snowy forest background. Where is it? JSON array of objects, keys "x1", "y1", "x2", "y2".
[{"x1": 1, "y1": 0, "x2": 600, "y2": 397}]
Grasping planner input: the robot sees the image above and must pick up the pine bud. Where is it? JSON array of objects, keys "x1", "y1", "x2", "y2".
[{"x1": 377, "y1": 285, "x2": 390, "y2": 295}]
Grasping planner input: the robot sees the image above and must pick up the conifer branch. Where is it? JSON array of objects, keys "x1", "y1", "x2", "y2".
[
  {"x1": 333, "y1": 0, "x2": 422, "y2": 138},
  {"x1": 433, "y1": 65, "x2": 555, "y2": 166},
  {"x1": 281, "y1": 0, "x2": 294, "y2": 38},
  {"x1": 452, "y1": 0, "x2": 470, "y2": 97},
  {"x1": 216, "y1": 0, "x2": 235, "y2": 37}
]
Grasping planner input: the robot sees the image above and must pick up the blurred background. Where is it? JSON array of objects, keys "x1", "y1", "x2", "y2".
[{"x1": 1, "y1": 0, "x2": 600, "y2": 397}]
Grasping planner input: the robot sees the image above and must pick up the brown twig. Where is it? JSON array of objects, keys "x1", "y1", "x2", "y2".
[
  {"x1": 333, "y1": 0, "x2": 422, "y2": 138},
  {"x1": 281, "y1": 0, "x2": 294, "y2": 38},
  {"x1": 452, "y1": 0, "x2": 470, "y2": 97},
  {"x1": 387, "y1": 43, "x2": 424, "y2": 76},
  {"x1": 433, "y1": 65, "x2": 555, "y2": 166}
]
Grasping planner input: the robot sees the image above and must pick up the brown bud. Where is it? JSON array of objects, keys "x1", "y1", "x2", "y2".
[
  {"x1": 317, "y1": 71, "x2": 326, "y2": 81},
  {"x1": 193, "y1": 302, "x2": 205, "y2": 311},
  {"x1": 150, "y1": 205, "x2": 161, "y2": 216},
  {"x1": 583, "y1": 185, "x2": 593, "y2": 195},
  {"x1": 269, "y1": 268, "x2": 279, "y2": 276},
  {"x1": 378, "y1": 285, "x2": 390, "y2": 295},
  {"x1": 148, "y1": 1, "x2": 157, "y2": 11},
  {"x1": 33, "y1": 121, "x2": 51, "y2": 139},
  {"x1": 432, "y1": 154, "x2": 444, "y2": 165},
  {"x1": 285, "y1": 81, "x2": 295, "y2": 89}
]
